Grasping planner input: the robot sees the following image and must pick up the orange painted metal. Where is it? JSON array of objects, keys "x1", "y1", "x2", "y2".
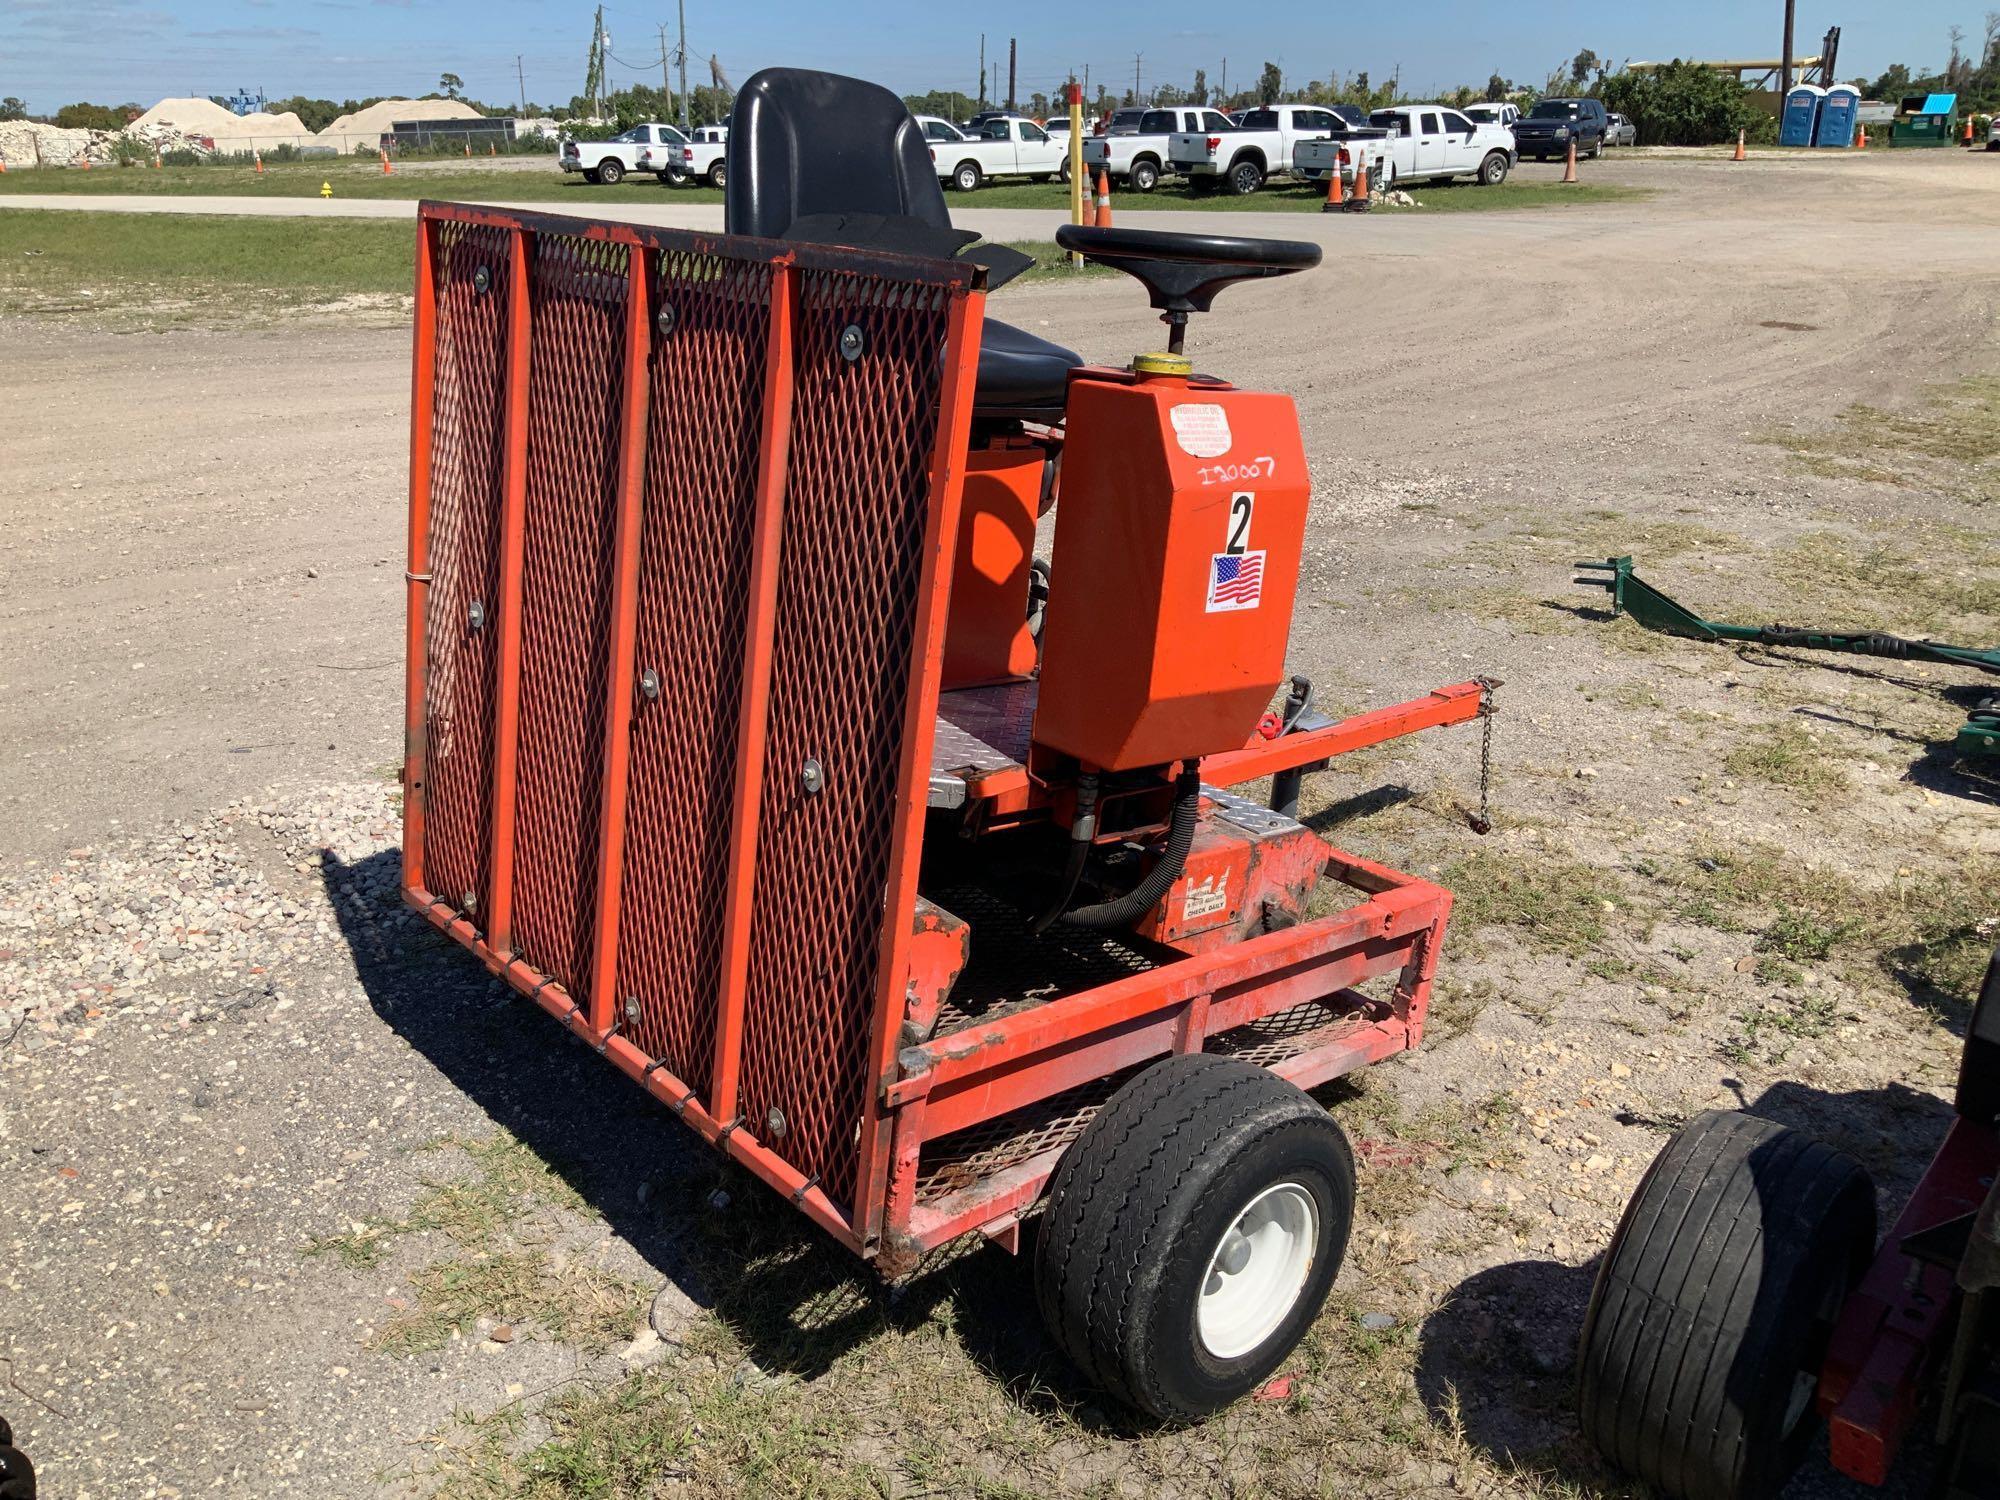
[
  {"x1": 483, "y1": 225, "x2": 534, "y2": 954},
  {"x1": 585, "y1": 247, "x2": 657, "y2": 1035},
  {"x1": 402, "y1": 879, "x2": 864, "y2": 1250},
  {"x1": 1036, "y1": 368, "x2": 1311, "y2": 770},
  {"x1": 402, "y1": 215, "x2": 438, "y2": 893},
  {"x1": 709, "y1": 263, "x2": 798, "y2": 1126},
  {"x1": 851, "y1": 281, "x2": 988, "y2": 1247},
  {"x1": 1202, "y1": 680, "x2": 1487, "y2": 786},
  {"x1": 941, "y1": 439, "x2": 1045, "y2": 689}
]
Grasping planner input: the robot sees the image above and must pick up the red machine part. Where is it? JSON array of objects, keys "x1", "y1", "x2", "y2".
[
  {"x1": 1820, "y1": 1115, "x2": 2000, "y2": 1483},
  {"x1": 941, "y1": 438, "x2": 1046, "y2": 689},
  {"x1": 1133, "y1": 787, "x2": 1329, "y2": 953},
  {"x1": 1035, "y1": 366, "x2": 1311, "y2": 771}
]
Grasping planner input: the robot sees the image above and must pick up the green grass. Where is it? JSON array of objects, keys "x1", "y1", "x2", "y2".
[
  {"x1": 0, "y1": 155, "x2": 1647, "y2": 214},
  {"x1": 1759, "y1": 376, "x2": 2000, "y2": 506},
  {"x1": 0, "y1": 209, "x2": 1091, "y2": 322},
  {"x1": 0, "y1": 207, "x2": 412, "y2": 320}
]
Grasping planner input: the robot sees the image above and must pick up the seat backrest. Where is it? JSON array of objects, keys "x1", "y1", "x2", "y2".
[{"x1": 725, "y1": 69, "x2": 952, "y2": 239}]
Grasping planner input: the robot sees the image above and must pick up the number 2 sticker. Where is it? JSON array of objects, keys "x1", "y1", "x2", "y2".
[{"x1": 1226, "y1": 492, "x2": 1253, "y2": 554}]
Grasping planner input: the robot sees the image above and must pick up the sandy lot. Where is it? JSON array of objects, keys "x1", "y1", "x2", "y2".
[{"x1": 4, "y1": 148, "x2": 2000, "y2": 1497}]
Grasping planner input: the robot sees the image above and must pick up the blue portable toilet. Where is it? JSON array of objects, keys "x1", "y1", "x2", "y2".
[
  {"x1": 1781, "y1": 85, "x2": 1826, "y2": 146},
  {"x1": 1814, "y1": 84, "x2": 1860, "y2": 147}
]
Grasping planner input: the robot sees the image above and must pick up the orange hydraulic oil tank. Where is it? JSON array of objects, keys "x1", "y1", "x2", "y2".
[{"x1": 1034, "y1": 359, "x2": 1310, "y2": 771}]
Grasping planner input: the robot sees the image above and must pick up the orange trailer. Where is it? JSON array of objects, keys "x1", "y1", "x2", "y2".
[{"x1": 402, "y1": 68, "x2": 1491, "y2": 1422}]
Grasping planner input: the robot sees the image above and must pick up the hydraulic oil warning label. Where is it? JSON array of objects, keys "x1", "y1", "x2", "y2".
[
  {"x1": 1170, "y1": 403, "x2": 1232, "y2": 458},
  {"x1": 1207, "y1": 550, "x2": 1266, "y2": 611}
]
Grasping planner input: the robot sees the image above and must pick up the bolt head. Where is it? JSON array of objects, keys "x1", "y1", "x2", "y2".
[
  {"x1": 472, "y1": 263, "x2": 492, "y2": 295},
  {"x1": 656, "y1": 300, "x2": 677, "y2": 338},
  {"x1": 468, "y1": 598, "x2": 486, "y2": 630},
  {"x1": 838, "y1": 324, "x2": 865, "y2": 363},
  {"x1": 624, "y1": 994, "x2": 642, "y2": 1024},
  {"x1": 765, "y1": 1107, "x2": 787, "y2": 1139},
  {"x1": 800, "y1": 758, "x2": 824, "y2": 795}
]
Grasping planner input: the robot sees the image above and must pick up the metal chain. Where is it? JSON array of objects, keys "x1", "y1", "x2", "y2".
[{"x1": 1470, "y1": 675, "x2": 1502, "y2": 835}]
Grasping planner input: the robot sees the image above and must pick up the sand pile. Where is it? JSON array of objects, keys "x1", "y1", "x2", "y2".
[
  {"x1": 129, "y1": 96, "x2": 315, "y2": 148},
  {"x1": 0, "y1": 121, "x2": 113, "y2": 168},
  {"x1": 315, "y1": 98, "x2": 482, "y2": 152}
]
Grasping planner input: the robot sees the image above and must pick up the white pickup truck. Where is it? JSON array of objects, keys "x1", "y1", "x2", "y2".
[
  {"x1": 1082, "y1": 105, "x2": 1236, "y2": 192},
  {"x1": 677, "y1": 124, "x2": 729, "y2": 188},
  {"x1": 920, "y1": 114, "x2": 1067, "y2": 191},
  {"x1": 1167, "y1": 103, "x2": 1355, "y2": 194},
  {"x1": 559, "y1": 122, "x2": 690, "y2": 185},
  {"x1": 1293, "y1": 105, "x2": 1516, "y2": 190}
]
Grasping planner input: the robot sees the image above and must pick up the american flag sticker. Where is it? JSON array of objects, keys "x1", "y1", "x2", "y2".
[{"x1": 1207, "y1": 550, "x2": 1266, "y2": 612}]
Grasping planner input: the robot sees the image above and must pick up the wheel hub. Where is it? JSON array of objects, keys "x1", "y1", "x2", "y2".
[{"x1": 1197, "y1": 1181, "x2": 1318, "y2": 1359}]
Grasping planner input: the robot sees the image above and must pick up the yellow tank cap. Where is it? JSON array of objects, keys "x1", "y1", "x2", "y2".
[{"x1": 1131, "y1": 352, "x2": 1193, "y2": 377}]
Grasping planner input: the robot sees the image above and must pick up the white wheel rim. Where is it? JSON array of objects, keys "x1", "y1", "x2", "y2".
[{"x1": 1197, "y1": 1181, "x2": 1318, "y2": 1359}]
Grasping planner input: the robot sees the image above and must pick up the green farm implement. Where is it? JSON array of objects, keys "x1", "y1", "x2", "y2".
[{"x1": 1575, "y1": 555, "x2": 2000, "y2": 761}]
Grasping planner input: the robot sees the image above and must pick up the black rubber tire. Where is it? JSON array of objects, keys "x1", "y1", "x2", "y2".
[
  {"x1": 1478, "y1": 151, "x2": 1509, "y2": 186},
  {"x1": 597, "y1": 159, "x2": 624, "y2": 185},
  {"x1": 582, "y1": 167, "x2": 602, "y2": 184},
  {"x1": 1131, "y1": 157, "x2": 1161, "y2": 192},
  {"x1": 1225, "y1": 157, "x2": 1264, "y2": 195},
  {"x1": 0, "y1": 1416, "x2": 31, "y2": 1500},
  {"x1": 1034, "y1": 1054, "x2": 1355, "y2": 1423},
  {"x1": 1576, "y1": 1110, "x2": 1875, "y2": 1500},
  {"x1": 1589, "y1": 139, "x2": 1603, "y2": 160},
  {"x1": 706, "y1": 160, "x2": 726, "y2": 189},
  {"x1": 954, "y1": 160, "x2": 982, "y2": 192}
]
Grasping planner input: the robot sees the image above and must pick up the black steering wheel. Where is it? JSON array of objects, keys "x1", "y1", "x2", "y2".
[{"x1": 1053, "y1": 224, "x2": 1321, "y2": 315}]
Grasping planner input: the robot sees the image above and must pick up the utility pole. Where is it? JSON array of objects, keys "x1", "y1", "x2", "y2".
[
  {"x1": 582, "y1": 5, "x2": 607, "y2": 120},
  {"x1": 516, "y1": 54, "x2": 526, "y2": 116},
  {"x1": 1008, "y1": 37, "x2": 1017, "y2": 112},
  {"x1": 978, "y1": 35, "x2": 986, "y2": 108},
  {"x1": 1219, "y1": 58, "x2": 1227, "y2": 104},
  {"x1": 1134, "y1": 53, "x2": 1142, "y2": 105},
  {"x1": 1781, "y1": 0, "x2": 1796, "y2": 97},
  {"x1": 677, "y1": 0, "x2": 690, "y2": 128},
  {"x1": 660, "y1": 24, "x2": 673, "y2": 113}
]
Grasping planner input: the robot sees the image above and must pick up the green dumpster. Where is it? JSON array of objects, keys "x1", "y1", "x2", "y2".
[{"x1": 1891, "y1": 91, "x2": 1959, "y2": 146}]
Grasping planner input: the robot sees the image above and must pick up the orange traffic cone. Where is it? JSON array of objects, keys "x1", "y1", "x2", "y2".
[
  {"x1": 1732, "y1": 129, "x2": 1746, "y2": 161},
  {"x1": 153, "y1": 153, "x2": 162, "y2": 169},
  {"x1": 1321, "y1": 155, "x2": 1346, "y2": 212},
  {"x1": 1858, "y1": 125, "x2": 1869, "y2": 148},
  {"x1": 1561, "y1": 138, "x2": 1579, "y2": 183},
  {"x1": 488, "y1": 143, "x2": 496, "y2": 156},
  {"x1": 1966, "y1": 116, "x2": 1976, "y2": 146},
  {"x1": 254, "y1": 150, "x2": 264, "y2": 175},
  {"x1": 1346, "y1": 158, "x2": 1371, "y2": 212},
  {"x1": 463, "y1": 142, "x2": 471, "y2": 158},
  {"x1": 1094, "y1": 168, "x2": 1112, "y2": 229},
  {"x1": 380, "y1": 148, "x2": 392, "y2": 175},
  {"x1": 0, "y1": 157, "x2": 7, "y2": 175},
  {"x1": 80, "y1": 153, "x2": 90, "y2": 170}
]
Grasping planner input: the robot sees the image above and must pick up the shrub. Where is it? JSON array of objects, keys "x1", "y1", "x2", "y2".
[{"x1": 1601, "y1": 60, "x2": 1760, "y2": 147}]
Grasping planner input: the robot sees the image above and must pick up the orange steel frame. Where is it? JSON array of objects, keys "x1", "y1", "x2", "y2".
[{"x1": 402, "y1": 201, "x2": 1468, "y2": 1273}]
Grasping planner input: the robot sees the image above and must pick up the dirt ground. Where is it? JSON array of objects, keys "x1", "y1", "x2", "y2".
[{"x1": 5, "y1": 147, "x2": 2000, "y2": 1497}]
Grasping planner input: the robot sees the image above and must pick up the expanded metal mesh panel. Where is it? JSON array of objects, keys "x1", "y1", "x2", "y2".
[
  {"x1": 509, "y1": 234, "x2": 629, "y2": 1001},
  {"x1": 420, "y1": 221, "x2": 511, "y2": 920},
  {"x1": 738, "y1": 271, "x2": 956, "y2": 1210},
  {"x1": 615, "y1": 255, "x2": 775, "y2": 1090}
]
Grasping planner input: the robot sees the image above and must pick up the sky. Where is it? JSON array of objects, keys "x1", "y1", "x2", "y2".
[{"x1": 2, "y1": 0, "x2": 1985, "y2": 115}]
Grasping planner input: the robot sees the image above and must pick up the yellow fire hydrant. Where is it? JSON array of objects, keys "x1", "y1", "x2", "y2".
[{"x1": 320, "y1": 181, "x2": 333, "y2": 199}]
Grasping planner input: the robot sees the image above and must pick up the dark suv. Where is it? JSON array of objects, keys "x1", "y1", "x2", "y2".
[{"x1": 1512, "y1": 97, "x2": 1607, "y2": 161}]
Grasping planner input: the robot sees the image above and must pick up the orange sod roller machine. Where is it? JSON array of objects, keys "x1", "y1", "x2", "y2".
[{"x1": 400, "y1": 68, "x2": 1494, "y2": 1420}]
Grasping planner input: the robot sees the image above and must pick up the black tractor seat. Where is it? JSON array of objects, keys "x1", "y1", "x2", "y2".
[{"x1": 725, "y1": 67, "x2": 1082, "y2": 416}]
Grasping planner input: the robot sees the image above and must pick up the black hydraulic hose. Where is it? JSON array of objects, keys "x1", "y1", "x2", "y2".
[
  {"x1": 1028, "y1": 773, "x2": 1099, "y2": 936},
  {"x1": 1058, "y1": 765, "x2": 1202, "y2": 931}
]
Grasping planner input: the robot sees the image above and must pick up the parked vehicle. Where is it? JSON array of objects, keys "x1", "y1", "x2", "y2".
[
  {"x1": 1168, "y1": 104, "x2": 1349, "y2": 194},
  {"x1": 1083, "y1": 105, "x2": 1235, "y2": 191},
  {"x1": 679, "y1": 123, "x2": 729, "y2": 188},
  {"x1": 927, "y1": 113, "x2": 1067, "y2": 190},
  {"x1": 1295, "y1": 105, "x2": 1515, "y2": 189},
  {"x1": 1462, "y1": 101, "x2": 1521, "y2": 130},
  {"x1": 560, "y1": 122, "x2": 689, "y2": 185},
  {"x1": 1604, "y1": 112, "x2": 1637, "y2": 147},
  {"x1": 1512, "y1": 96, "x2": 1608, "y2": 160}
]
